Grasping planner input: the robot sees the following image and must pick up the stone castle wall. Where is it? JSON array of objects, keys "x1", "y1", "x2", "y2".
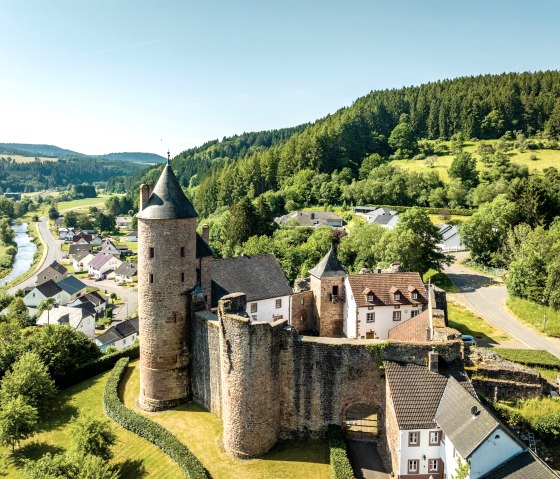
[
  {"x1": 138, "y1": 217, "x2": 197, "y2": 411},
  {"x1": 310, "y1": 276, "x2": 344, "y2": 336},
  {"x1": 290, "y1": 290, "x2": 315, "y2": 333}
]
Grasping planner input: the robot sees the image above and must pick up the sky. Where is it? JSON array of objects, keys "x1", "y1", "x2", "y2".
[{"x1": 1, "y1": 0, "x2": 560, "y2": 156}]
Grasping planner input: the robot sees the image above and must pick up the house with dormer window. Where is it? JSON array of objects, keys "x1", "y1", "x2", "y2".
[{"x1": 343, "y1": 271, "x2": 428, "y2": 339}]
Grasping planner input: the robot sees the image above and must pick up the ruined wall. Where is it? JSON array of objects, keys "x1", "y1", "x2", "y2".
[
  {"x1": 138, "y1": 217, "x2": 197, "y2": 412},
  {"x1": 291, "y1": 290, "x2": 315, "y2": 333}
]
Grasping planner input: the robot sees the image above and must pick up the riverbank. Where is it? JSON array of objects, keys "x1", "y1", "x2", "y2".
[
  {"x1": 0, "y1": 242, "x2": 17, "y2": 279},
  {"x1": 0, "y1": 221, "x2": 41, "y2": 290}
]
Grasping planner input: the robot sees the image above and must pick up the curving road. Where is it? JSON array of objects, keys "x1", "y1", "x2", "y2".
[{"x1": 444, "y1": 256, "x2": 560, "y2": 358}]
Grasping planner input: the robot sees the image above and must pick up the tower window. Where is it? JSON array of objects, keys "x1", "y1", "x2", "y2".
[
  {"x1": 149, "y1": 273, "x2": 154, "y2": 284},
  {"x1": 149, "y1": 247, "x2": 155, "y2": 259},
  {"x1": 332, "y1": 285, "x2": 339, "y2": 296},
  {"x1": 181, "y1": 272, "x2": 185, "y2": 282},
  {"x1": 180, "y1": 246, "x2": 185, "y2": 257}
]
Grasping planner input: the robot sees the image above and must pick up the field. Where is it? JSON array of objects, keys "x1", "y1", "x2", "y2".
[
  {"x1": 0, "y1": 366, "x2": 182, "y2": 478},
  {"x1": 506, "y1": 296, "x2": 560, "y2": 338},
  {"x1": 447, "y1": 301, "x2": 511, "y2": 347},
  {"x1": 0, "y1": 154, "x2": 58, "y2": 164},
  {"x1": 391, "y1": 140, "x2": 560, "y2": 182},
  {"x1": 122, "y1": 362, "x2": 331, "y2": 479},
  {"x1": 57, "y1": 195, "x2": 112, "y2": 212}
]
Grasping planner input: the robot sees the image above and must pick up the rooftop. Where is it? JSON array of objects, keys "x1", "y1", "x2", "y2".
[
  {"x1": 347, "y1": 272, "x2": 427, "y2": 308},
  {"x1": 35, "y1": 280, "x2": 62, "y2": 298},
  {"x1": 57, "y1": 275, "x2": 86, "y2": 296},
  {"x1": 309, "y1": 245, "x2": 347, "y2": 279},
  {"x1": 96, "y1": 317, "x2": 139, "y2": 345}
]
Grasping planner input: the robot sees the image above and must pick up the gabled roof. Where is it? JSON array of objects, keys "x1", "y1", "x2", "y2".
[
  {"x1": 69, "y1": 244, "x2": 93, "y2": 256},
  {"x1": 96, "y1": 317, "x2": 139, "y2": 345},
  {"x1": 73, "y1": 250, "x2": 92, "y2": 262},
  {"x1": 41, "y1": 261, "x2": 67, "y2": 275},
  {"x1": 435, "y1": 378, "x2": 500, "y2": 459},
  {"x1": 85, "y1": 291, "x2": 107, "y2": 306},
  {"x1": 89, "y1": 252, "x2": 116, "y2": 269},
  {"x1": 36, "y1": 305, "x2": 92, "y2": 328},
  {"x1": 57, "y1": 276, "x2": 86, "y2": 296},
  {"x1": 308, "y1": 245, "x2": 347, "y2": 279},
  {"x1": 388, "y1": 310, "x2": 430, "y2": 342},
  {"x1": 67, "y1": 298, "x2": 97, "y2": 316},
  {"x1": 115, "y1": 262, "x2": 138, "y2": 277},
  {"x1": 196, "y1": 233, "x2": 213, "y2": 258},
  {"x1": 480, "y1": 450, "x2": 559, "y2": 479},
  {"x1": 211, "y1": 254, "x2": 292, "y2": 308},
  {"x1": 35, "y1": 280, "x2": 62, "y2": 298},
  {"x1": 137, "y1": 163, "x2": 197, "y2": 220},
  {"x1": 347, "y1": 272, "x2": 428, "y2": 308}
]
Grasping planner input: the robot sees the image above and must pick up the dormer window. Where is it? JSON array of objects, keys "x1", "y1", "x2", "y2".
[
  {"x1": 394, "y1": 293, "x2": 401, "y2": 301},
  {"x1": 367, "y1": 294, "x2": 374, "y2": 303},
  {"x1": 412, "y1": 292, "x2": 418, "y2": 300}
]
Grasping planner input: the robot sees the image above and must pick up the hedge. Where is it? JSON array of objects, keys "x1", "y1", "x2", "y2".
[
  {"x1": 327, "y1": 425, "x2": 355, "y2": 479},
  {"x1": 104, "y1": 358, "x2": 208, "y2": 479},
  {"x1": 491, "y1": 348, "x2": 560, "y2": 370},
  {"x1": 57, "y1": 344, "x2": 140, "y2": 388}
]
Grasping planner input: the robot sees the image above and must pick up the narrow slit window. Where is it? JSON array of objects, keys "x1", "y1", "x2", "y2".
[
  {"x1": 180, "y1": 246, "x2": 185, "y2": 257},
  {"x1": 149, "y1": 247, "x2": 155, "y2": 259},
  {"x1": 181, "y1": 272, "x2": 185, "y2": 282},
  {"x1": 149, "y1": 273, "x2": 154, "y2": 284}
]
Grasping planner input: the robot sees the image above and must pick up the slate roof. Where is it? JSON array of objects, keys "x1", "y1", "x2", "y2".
[
  {"x1": 85, "y1": 291, "x2": 107, "y2": 306},
  {"x1": 385, "y1": 361, "x2": 449, "y2": 429},
  {"x1": 211, "y1": 254, "x2": 292, "y2": 308},
  {"x1": 480, "y1": 451, "x2": 559, "y2": 479},
  {"x1": 35, "y1": 280, "x2": 63, "y2": 298},
  {"x1": 89, "y1": 252, "x2": 115, "y2": 269},
  {"x1": 73, "y1": 250, "x2": 92, "y2": 263},
  {"x1": 275, "y1": 211, "x2": 343, "y2": 227},
  {"x1": 42, "y1": 261, "x2": 67, "y2": 275},
  {"x1": 388, "y1": 309, "x2": 430, "y2": 342},
  {"x1": 435, "y1": 377, "x2": 499, "y2": 458},
  {"x1": 96, "y1": 317, "x2": 139, "y2": 345},
  {"x1": 308, "y1": 245, "x2": 347, "y2": 279},
  {"x1": 196, "y1": 233, "x2": 213, "y2": 258},
  {"x1": 347, "y1": 272, "x2": 427, "y2": 308},
  {"x1": 57, "y1": 276, "x2": 86, "y2": 296},
  {"x1": 137, "y1": 163, "x2": 197, "y2": 220},
  {"x1": 115, "y1": 262, "x2": 138, "y2": 277},
  {"x1": 67, "y1": 299, "x2": 97, "y2": 316},
  {"x1": 69, "y1": 244, "x2": 93, "y2": 256}
]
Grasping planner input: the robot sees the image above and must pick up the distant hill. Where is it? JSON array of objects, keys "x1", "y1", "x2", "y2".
[{"x1": 100, "y1": 152, "x2": 166, "y2": 164}]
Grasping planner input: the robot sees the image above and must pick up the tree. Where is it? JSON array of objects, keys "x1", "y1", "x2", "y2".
[
  {"x1": 63, "y1": 211, "x2": 79, "y2": 228},
  {"x1": 37, "y1": 297, "x2": 57, "y2": 326},
  {"x1": 448, "y1": 152, "x2": 479, "y2": 189},
  {"x1": 0, "y1": 352, "x2": 56, "y2": 412},
  {"x1": 481, "y1": 109, "x2": 505, "y2": 138},
  {"x1": 545, "y1": 99, "x2": 560, "y2": 138},
  {"x1": 22, "y1": 452, "x2": 120, "y2": 479},
  {"x1": 0, "y1": 321, "x2": 25, "y2": 380},
  {"x1": 94, "y1": 212, "x2": 116, "y2": 233},
  {"x1": 6, "y1": 297, "x2": 33, "y2": 328},
  {"x1": 451, "y1": 458, "x2": 470, "y2": 479},
  {"x1": 70, "y1": 415, "x2": 117, "y2": 460},
  {"x1": 48, "y1": 205, "x2": 59, "y2": 220},
  {"x1": 388, "y1": 114, "x2": 418, "y2": 158},
  {"x1": 0, "y1": 396, "x2": 38, "y2": 452},
  {"x1": 359, "y1": 153, "x2": 386, "y2": 179},
  {"x1": 225, "y1": 197, "x2": 259, "y2": 250},
  {"x1": 337, "y1": 222, "x2": 385, "y2": 272}
]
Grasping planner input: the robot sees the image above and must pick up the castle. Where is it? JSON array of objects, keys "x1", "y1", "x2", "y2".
[{"x1": 136, "y1": 161, "x2": 558, "y2": 478}]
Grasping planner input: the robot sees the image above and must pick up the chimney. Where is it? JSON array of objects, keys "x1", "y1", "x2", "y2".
[
  {"x1": 428, "y1": 348, "x2": 439, "y2": 373},
  {"x1": 202, "y1": 224, "x2": 209, "y2": 244},
  {"x1": 310, "y1": 212, "x2": 315, "y2": 219},
  {"x1": 139, "y1": 184, "x2": 152, "y2": 212}
]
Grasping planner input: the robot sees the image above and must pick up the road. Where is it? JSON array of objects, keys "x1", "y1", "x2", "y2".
[
  {"x1": 444, "y1": 257, "x2": 560, "y2": 358},
  {"x1": 346, "y1": 441, "x2": 388, "y2": 479}
]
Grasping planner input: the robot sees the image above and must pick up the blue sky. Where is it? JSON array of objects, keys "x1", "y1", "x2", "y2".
[{"x1": 1, "y1": 0, "x2": 559, "y2": 155}]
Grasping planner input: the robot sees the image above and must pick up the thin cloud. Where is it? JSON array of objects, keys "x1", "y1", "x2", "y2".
[{"x1": 79, "y1": 39, "x2": 164, "y2": 58}]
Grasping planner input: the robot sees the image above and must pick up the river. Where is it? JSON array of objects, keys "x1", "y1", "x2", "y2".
[{"x1": 0, "y1": 222, "x2": 37, "y2": 286}]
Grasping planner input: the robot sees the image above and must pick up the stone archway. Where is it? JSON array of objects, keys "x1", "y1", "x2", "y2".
[{"x1": 343, "y1": 403, "x2": 380, "y2": 441}]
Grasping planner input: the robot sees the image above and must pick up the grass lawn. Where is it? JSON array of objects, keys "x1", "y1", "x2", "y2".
[
  {"x1": 122, "y1": 362, "x2": 331, "y2": 479},
  {"x1": 506, "y1": 296, "x2": 560, "y2": 338},
  {"x1": 448, "y1": 301, "x2": 511, "y2": 347},
  {"x1": 423, "y1": 269, "x2": 458, "y2": 293},
  {"x1": 427, "y1": 214, "x2": 468, "y2": 225},
  {"x1": 0, "y1": 367, "x2": 182, "y2": 478},
  {"x1": 57, "y1": 195, "x2": 112, "y2": 212},
  {"x1": 125, "y1": 241, "x2": 138, "y2": 253}
]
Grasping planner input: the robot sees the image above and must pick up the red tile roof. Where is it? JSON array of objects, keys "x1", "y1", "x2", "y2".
[
  {"x1": 347, "y1": 272, "x2": 427, "y2": 308},
  {"x1": 388, "y1": 310, "x2": 430, "y2": 342}
]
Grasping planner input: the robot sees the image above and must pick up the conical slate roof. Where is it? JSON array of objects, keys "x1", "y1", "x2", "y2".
[
  {"x1": 309, "y1": 244, "x2": 347, "y2": 279},
  {"x1": 137, "y1": 162, "x2": 197, "y2": 220}
]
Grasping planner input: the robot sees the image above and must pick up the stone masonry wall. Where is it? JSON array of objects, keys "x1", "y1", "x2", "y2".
[
  {"x1": 310, "y1": 276, "x2": 344, "y2": 337},
  {"x1": 291, "y1": 290, "x2": 316, "y2": 333}
]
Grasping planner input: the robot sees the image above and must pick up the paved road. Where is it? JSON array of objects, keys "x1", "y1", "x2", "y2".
[
  {"x1": 347, "y1": 441, "x2": 389, "y2": 479},
  {"x1": 444, "y1": 258, "x2": 560, "y2": 358}
]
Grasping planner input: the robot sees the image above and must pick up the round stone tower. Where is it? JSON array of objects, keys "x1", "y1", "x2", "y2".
[{"x1": 137, "y1": 158, "x2": 198, "y2": 412}]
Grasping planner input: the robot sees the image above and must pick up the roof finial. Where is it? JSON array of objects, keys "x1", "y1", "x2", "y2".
[{"x1": 167, "y1": 150, "x2": 170, "y2": 165}]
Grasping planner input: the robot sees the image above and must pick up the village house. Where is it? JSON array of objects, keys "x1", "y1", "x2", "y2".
[
  {"x1": 36, "y1": 261, "x2": 68, "y2": 286},
  {"x1": 23, "y1": 280, "x2": 63, "y2": 307},
  {"x1": 72, "y1": 232, "x2": 93, "y2": 244},
  {"x1": 343, "y1": 271, "x2": 428, "y2": 339},
  {"x1": 72, "y1": 250, "x2": 95, "y2": 272},
  {"x1": 365, "y1": 207, "x2": 399, "y2": 229},
  {"x1": 275, "y1": 210, "x2": 344, "y2": 228},
  {"x1": 125, "y1": 230, "x2": 138, "y2": 242},
  {"x1": 95, "y1": 317, "x2": 139, "y2": 352},
  {"x1": 437, "y1": 224, "x2": 465, "y2": 252},
  {"x1": 114, "y1": 262, "x2": 138, "y2": 284},
  {"x1": 88, "y1": 251, "x2": 123, "y2": 280},
  {"x1": 211, "y1": 254, "x2": 292, "y2": 323},
  {"x1": 58, "y1": 227, "x2": 75, "y2": 241},
  {"x1": 36, "y1": 305, "x2": 95, "y2": 338},
  {"x1": 69, "y1": 243, "x2": 93, "y2": 257},
  {"x1": 90, "y1": 234, "x2": 103, "y2": 247},
  {"x1": 68, "y1": 291, "x2": 107, "y2": 318},
  {"x1": 57, "y1": 275, "x2": 87, "y2": 305},
  {"x1": 116, "y1": 216, "x2": 132, "y2": 228},
  {"x1": 100, "y1": 238, "x2": 120, "y2": 256}
]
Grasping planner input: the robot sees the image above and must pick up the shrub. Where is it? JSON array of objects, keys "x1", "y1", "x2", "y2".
[
  {"x1": 533, "y1": 413, "x2": 560, "y2": 441},
  {"x1": 104, "y1": 358, "x2": 207, "y2": 479},
  {"x1": 327, "y1": 425, "x2": 355, "y2": 479}
]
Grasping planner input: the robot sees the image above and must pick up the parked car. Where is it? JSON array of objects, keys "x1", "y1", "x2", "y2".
[{"x1": 461, "y1": 334, "x2": 476, "y2": 346}]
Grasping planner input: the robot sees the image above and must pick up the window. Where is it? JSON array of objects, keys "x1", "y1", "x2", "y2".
[
  {"x1": 180, "y1": 246, "x2": 185, "y2": 257},
  {"x1": 149, "y1": 247, "x2": 155, "y2": 259},
  {"x1": 429, "y1": 431, "x2": 440, "y2": 445},
  {"x1": 275, "y1": 298, "x2": 282, "y2": 309},
  {"x1": 412, "y1": 292, "x2": 418, "y2": 300},
  {"x1": 408, "y1": 459, "x2": 419, "y2": 473},
  {"x1": 408, "y1": 431, "x2": 419, "y2": 446},
  {"x1": 250, "y1": 303, "x2": 257, "y2": 313},
  {"x1": 367, "y1": 294, "x2": 374, "y2": 302},
  {"x1": 300, "y1": 298, "x2": 305, "y2": 305},
  {"x1": 411, "y1": 309, "x2": 420, "y2": 318},
  {"x1": 366, "y1": 312, "x2": 375, "y2": 323},
  {"x1": 181, "y1": 272, "x2": 185, "y2": 282},
  {"x1": 332, "y1": 285, "x2": 339, "y2": 296},
  {"x1": 393, "y1": 311, "x2": 401, "y2": 321},
  {"x1": 394, "y1": 293, "x2": 401, "y2": 301},
  {"x1": 428, "y1": 459, "x2": 438, "y2": 472},
  {"x1": 149, "y1": 273, "x2": 154, "y2": 284}
]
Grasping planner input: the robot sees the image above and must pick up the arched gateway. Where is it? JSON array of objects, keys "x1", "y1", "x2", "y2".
[{"x1": 343, "y1": 403, "x2": 380, "y2": 441}]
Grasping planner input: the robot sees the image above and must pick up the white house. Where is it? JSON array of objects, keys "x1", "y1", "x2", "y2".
[
  {"x1": 116, "y1": 216, "x2": 132, "y2": 228},
  {"x1": 88, "y1": 252, "x2": 123, "y2": 279},
  {"x1": 72, "y1": 251, "x2": 95, "y2": 273},
  {"x1": 125, "y1": 231, "x2": 138, "y2": 242},
  {"x1": 343, "y1": 272, "x2": 428, "y2": 339},
  {"x1": 114, "y1": 262, "x2": 138, "y2": 284},
  {"x1": 57, "y1": 276, "x2": 87, "y2": 305},
  {"x1": 100, "y1": 239, "x2": 120, "y2": 256},
  {"x1": 211, "y1": 254, "x2": 292, "y2": 323},
  {"x1": 384, "y1": 357, "x2": 557, "y2": 479},
  {"x1": 365, "y1": 207, "x2": 399, "y2": 229},
  {"x1": 68, "y1": 291, "x2": 108, "y2": 318},
  {"x1": 23, "y1": 280, "x2": 63, "y2": 307},
  {"x1": 95, "y1": 317, "x2": 139, "y2": 352},
  {"x1": 438, "y1": 224, "x2": 465, "y2": 252},
  {"x1": 36, "y1": 305, "x2": 95, "y2": 339},
  {"x1": 90, "y1": 235, "x2": 103, "y2": 247},
  {"x1": 274, "y1": 211, "x2": 344, "y2": 228}
]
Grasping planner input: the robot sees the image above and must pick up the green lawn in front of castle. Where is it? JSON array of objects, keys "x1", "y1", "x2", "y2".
[
  {"x1": 122, "y1": 362, "x2": 332, "y2": 479},
  {"x1": 0, "y1": 366, "x2": 182, "y2": 478}
]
